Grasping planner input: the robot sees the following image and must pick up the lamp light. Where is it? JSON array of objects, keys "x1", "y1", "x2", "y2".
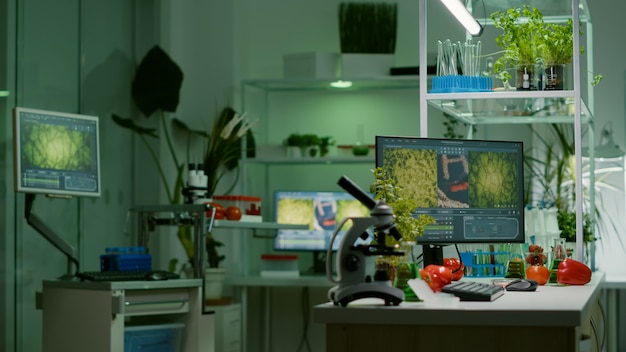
[
  {"x1": 330, "y1": 80, "x2": 353, "y2": 88},
  {"x1": 440, "y1": 0, "x2": 483, "y2": 36}
]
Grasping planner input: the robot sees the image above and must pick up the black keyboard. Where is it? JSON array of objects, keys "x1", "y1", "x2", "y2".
[
  {"x1": 76, "y1": 270, "x2": 180, "y2": 282},
  {"x1": 442, "y1": 280, "x2": 505, "y2": 301}
]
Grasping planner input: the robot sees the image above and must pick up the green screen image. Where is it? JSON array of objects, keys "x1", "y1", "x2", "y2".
[
  {"x1": 276, "y1": 198, "x2": 315, "y2": 229},
  {"x1": 382, "y1": 148, "x2": 438, "y2": 207},
  {"x1": 21, "y1": 123, "x2": 93, "y2": 171},
  {"x1": 468, "y1": 151, "x2": 518, "y2": 208},
  {"x1": 336, "y1": 199, "x2": 369, "y2": 231}
]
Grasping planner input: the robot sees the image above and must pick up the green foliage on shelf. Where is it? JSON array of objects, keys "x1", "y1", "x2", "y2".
[
  {"x1": 491, "y1": 6, "x2": 545, "y2": 83},
  {"x1": 339, "y1": 2, "x2": 397, "y2": 53}
]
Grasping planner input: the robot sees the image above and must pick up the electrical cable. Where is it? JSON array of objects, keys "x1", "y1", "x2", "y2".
[{"x1": 296, "y1": 287, "x2": 312, "y2": 352}]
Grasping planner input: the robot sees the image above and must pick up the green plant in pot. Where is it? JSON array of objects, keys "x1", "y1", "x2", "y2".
[
  {"x1": 112, "y1": 45, "x2": 255, "y2": 275},
  {"x1": 338, "y1": 2, "x2": 397, "y2": 54},
  {"x1": 491, "y1": 6, "x2": 545, "y2": 89},
  {"x1": 319, "y1": 136, "x2": 336, "y2": 157},
  {"x1": 540, "y1": 19, "x2": 575, "y2": 90},
  {"x1": 369, "y1": 167, "x2": 435, "y2": 291},
  {"x1": 284, "y1": 132, "x2": 321, "y2": 157}
]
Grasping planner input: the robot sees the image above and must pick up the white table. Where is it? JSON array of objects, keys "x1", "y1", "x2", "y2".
[
  {"x1": 314, "y1": 273, "x2": 605, "y2": 352},
  {"x1": 226, "y1": 275, "x2": 332, "y2": 352},
  {"x1": 40, "y1": 279, "x2": 208, "y2": 352}
]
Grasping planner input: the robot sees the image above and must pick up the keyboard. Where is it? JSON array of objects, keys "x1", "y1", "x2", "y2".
[
  {"x1": 442, "y1": 280, "x2": 505, "y2": 301},
  {"x1": 76, "y1": 270, "x2": 180, "y2": 282}
]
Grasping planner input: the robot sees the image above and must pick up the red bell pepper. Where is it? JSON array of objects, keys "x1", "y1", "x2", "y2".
[
  {"x1": 556, "y1": 258, "x2": 592, "y2": 285},
  {"x1": 443, "y1": 257, "x2": 465, "y2": 281},
  {"x1": 420, "y1": 264, "x2": 453, "y2": 292}
]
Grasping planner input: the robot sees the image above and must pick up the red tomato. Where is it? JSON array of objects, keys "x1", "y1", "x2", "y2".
[
  {"x1": 557, "y1": 258, "x2": 592, "y2": 285},
  {"x1": 525, "y1": 265, "x2": 550, "y2": 285},
  {"x1": 205, "y1": 202, "x2": 225, "y2": 219},
  {"x1": 421, "y1": 264, "x2": 453, "y2": 292},
  {"x1": 225, "y1": 206, "x2": 242, "y2": 221},
  {"x1": 443, "y1": 257, "x2": 464, "y2": 281}
]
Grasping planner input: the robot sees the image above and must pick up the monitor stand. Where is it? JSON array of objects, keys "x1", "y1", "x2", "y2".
[
  {"x1": 24, "y1": 193, "x2": 79, "y2": 279},
  {"x1": 422, "y1": 244, "x2": 444, "y2": 266},
  {"x1": 301, "y1": 251, "x2": 327, "y2": 276}
]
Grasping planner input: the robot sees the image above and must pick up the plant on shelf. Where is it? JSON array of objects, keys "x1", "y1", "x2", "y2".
[
  {"x1": 491, "y1": 6, "x2": 603, "y2": 89},
  {"x1": 319, "y1": 136, "x2": 336, "y2": 157},
  {"x1": 112, "y1": 45, "x2": 256, "y2": 274},
  {"x1": 491, "y1": 5, "x2": 545, "y2": 87},
  {"x1": 369, "y1": 167, "x2": 435, "y2": 273},
  {"x1": 284, "y1": 132, "x2": 326, "y2": 157},
  {"x1": 338, "y1": 2, "x2": 397, "y2": 54}
]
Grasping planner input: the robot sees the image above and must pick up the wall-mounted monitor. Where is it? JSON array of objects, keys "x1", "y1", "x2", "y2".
[
  {"x1": 13, "y1": 107, "x2": 101, "y2": 197},
  {"x1": 376, "y1": 136, "x2": 525, "y2": 264},
  {"x1": 13, "y1": 107, "x2": 102, "y2": 278}
]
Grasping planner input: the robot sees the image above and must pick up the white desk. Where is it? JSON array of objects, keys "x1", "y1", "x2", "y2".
[
  {"x1": 226, "y1": 275, "x2": 332, "y2": 352},
  {"x1": 604, "y1": 273, "x2": 626, "y2": 352},
  {"x1": 314, "y1": 273, "x2": 605, "y2": 352},
  {"x1": 40, "y1": 279, "x2": 209, "y2": 352}
]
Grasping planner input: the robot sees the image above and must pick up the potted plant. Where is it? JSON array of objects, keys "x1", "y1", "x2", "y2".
[
  {"x1": 369, "y1": 167, "x2": 435, "y2": 284},
  {"x1": 491, "y1": 6, "x2": 545, "y2": 89},
  {"x1": 540, "y1": 19, "x2": 575, "y2": 90},
  {"x1": 319, "y1": 136, "x2": 336, "y2": 157},
  {"x1": 204, "y1": 232, "x2": 227, "y2": 300},
  {"x1": 284, "y1": 132, "x2": 321, "y2": 157},
  {"x1": 112, "y1": 45, "x2": 255, "y2": 275},
  {"x1": 338, "y1": 2, "x2": 397, "y2": 77}
]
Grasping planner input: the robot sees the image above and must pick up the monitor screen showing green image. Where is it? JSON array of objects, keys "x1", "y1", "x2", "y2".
[{"x1": 13, "y1": 107, "x2": 101, "y2": 197}]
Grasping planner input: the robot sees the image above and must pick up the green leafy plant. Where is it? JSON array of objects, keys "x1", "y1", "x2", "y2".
[
  {"x1": 319, "y1": 136, "x2": 336, "y2": 157},
  {"x1": 491, "y1": 6, "x2": 603, "y2": 87},
  {"x1": 339, "y1": 2, "x2": 397, "y2": 53},
  {"x1": 523, "y1": 124, "x2": 596, "y2": 243},
  {"x1": 370, "y1": 167, "x2": 435, "y2": 267},
  {"x1": 540, "y1": 19, "x2": 576, "y2": 67},
  {"x1": 111, "y1": 45, "x2": 255, "y2": 272},
  {"x1": 491, "y1": 6, "x2": 545, "y2": 83}
]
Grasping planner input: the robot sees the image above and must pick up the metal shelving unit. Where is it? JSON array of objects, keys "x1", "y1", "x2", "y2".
[{"x1": 418, "y1": 0, "x2": 594, "y2": 262}]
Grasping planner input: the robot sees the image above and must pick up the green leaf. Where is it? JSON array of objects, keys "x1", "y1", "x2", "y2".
[
  {"x1": 111, "y1": 114, "x2": 158, "y2": 138},
  {"x1": 132, "y1": 45, "x2": 184, "y2": 117},
  {"x1": 172, "y1": 118, "x2": 209, "y2": 138}
]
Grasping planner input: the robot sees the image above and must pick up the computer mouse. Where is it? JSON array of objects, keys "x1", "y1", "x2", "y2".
[
  {"x1": 146, "y1": 272, "x2": 168, "y2": 281},
  {"x1": 506, "y1": 279, "x2": 538, "y2": 291}
]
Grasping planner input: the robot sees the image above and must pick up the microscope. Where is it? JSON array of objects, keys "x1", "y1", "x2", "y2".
[{"x1": 326, "y1": 175, "x2": 405, "y2": 307}]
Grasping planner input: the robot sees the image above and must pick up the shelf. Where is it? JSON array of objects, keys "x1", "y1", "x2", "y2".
[
  {"x1": 471, "y1": 0, "x2": 591, "y2": 23},
  {"x1": 213, "y1": 220, "x2": 307, "y2": 230},
  {"x1": 242, "y1": 156, "x2": 374, "y2": 165},
  {"x1": 242, "y1": 76, "x2": 420, "y2": 92},
  {"x1": 426, "y1": 91, "x2": 592, "y2": 125},
  {"x1": 226, "y1": 275, "x2": 333, "y2": 288}
]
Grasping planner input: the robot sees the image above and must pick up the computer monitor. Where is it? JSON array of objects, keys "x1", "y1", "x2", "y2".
[
  {"x1": 13, "y1": 107, "x2": 101, "y2": 197},
  {"x1": 13, "y1": 107, "x2": 102, "y2": 278},
  {"x1": 375, "y1": 136, "x2": 525, "y2": 265},
  {"x1": 273, "y1": 190, "x2": 372, "y2": 272}
]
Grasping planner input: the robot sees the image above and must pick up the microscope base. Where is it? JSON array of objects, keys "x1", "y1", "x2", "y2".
[{"x1": 328, "y1": 282, "x2": 405, "y2": 307}]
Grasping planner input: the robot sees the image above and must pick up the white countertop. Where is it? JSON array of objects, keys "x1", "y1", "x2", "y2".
[
  {"x1": 226, "y1": 274, "x2": 333, "y2": 287},
  {"x1": 314, "y1": 272, "x2": 605, "y2": 328},
  {"x1": 43, "y1": 278, "x2": 202, "y2": 291}
]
